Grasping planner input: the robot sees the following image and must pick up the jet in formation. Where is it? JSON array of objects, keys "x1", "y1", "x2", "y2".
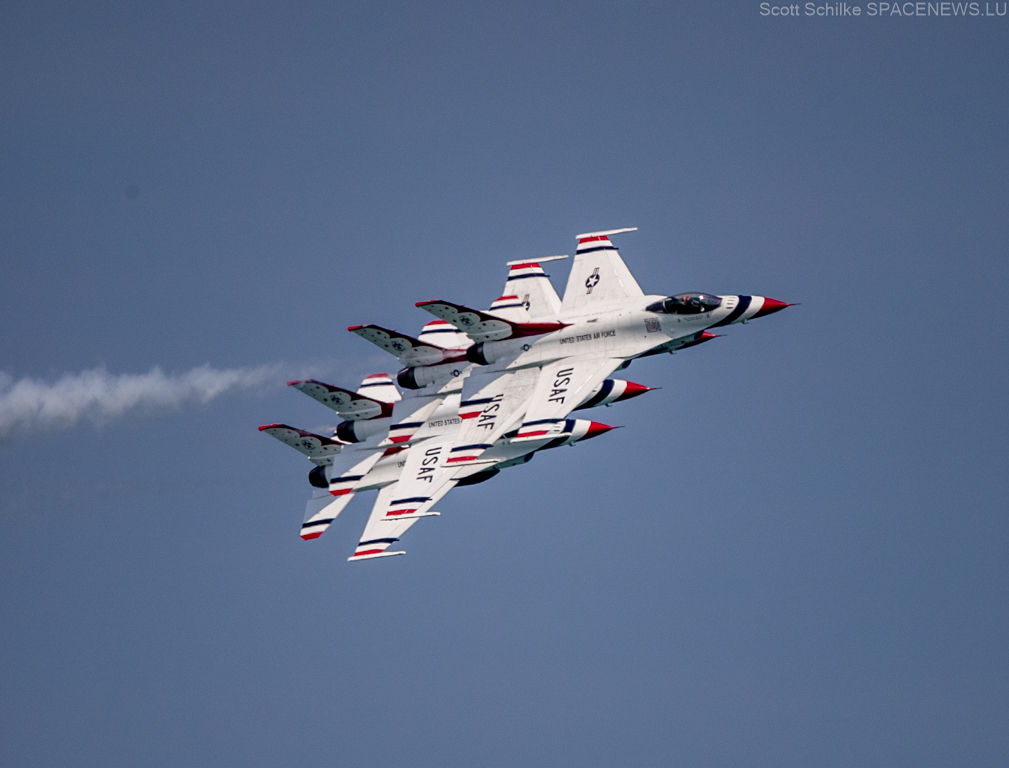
[{"x1": 260, "y1": 228, "x2": 791, "y2": 561}]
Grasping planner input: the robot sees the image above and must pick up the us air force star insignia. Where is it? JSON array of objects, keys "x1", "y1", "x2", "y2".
[{"x1": 585, "y1": 268, "x2": 601, "y2": 294}]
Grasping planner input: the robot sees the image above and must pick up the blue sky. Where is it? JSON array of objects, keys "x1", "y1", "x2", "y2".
[{"x1": 2, "y1": 2, "x2": 1007, "y2": 766}]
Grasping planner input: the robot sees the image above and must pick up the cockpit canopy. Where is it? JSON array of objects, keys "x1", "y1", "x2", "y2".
[{"x1": 647, "y1": 293, "x2": 723, "y2": 315}]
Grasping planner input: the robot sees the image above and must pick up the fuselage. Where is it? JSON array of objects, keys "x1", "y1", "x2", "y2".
[{"x1": 469, "y1": 293, "x2": 789, "y2": 374}]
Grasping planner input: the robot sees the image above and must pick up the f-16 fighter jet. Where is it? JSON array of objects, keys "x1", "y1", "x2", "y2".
[
  {"x1": 260, "y1": 256, "x2": 650, "y2": 550},
  {"x1": 261, "y1": 228, "x2": 790, "y2": 561}
]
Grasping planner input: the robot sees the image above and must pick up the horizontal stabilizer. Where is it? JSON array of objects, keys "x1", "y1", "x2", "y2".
[
  {"x1": 287, "y1": 379, "x2": 392, "y2": 420},
  {"x1": 348, "y1": 324, "x2": 467, "y2": 367},
  {"x1": 258, "y1": 424, "x2": 344, "y2": 462},
  {"x1": 415, "y1": 300, "x2": 567, "y2": 342}
]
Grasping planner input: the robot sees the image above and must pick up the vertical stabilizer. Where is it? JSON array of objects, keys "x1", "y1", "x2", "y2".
[
  {"x1": 356, "y1": 373, "x2": 400, "y2": 403},
  {"x1": 560, "y1": 228, "x2": 642, "y2": 312},
  {"x1": 499, "y1": 255, "x2": 566, "y2": 320}
]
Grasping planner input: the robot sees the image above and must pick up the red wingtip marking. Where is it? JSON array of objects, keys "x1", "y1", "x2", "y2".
[
  {"x1": 329, "y1": 488, "x2": 353, "y2": 496},
  {"x1": 301, "y1": 531, "x2": 324, "y2": 540},
  {"x1": 347, "y1": 325, "x2": 364, "y2": 331},
  {"x1": 495, "y1": 295, "x2": 519, "y2": 301},
  {"x1": 353, "y1": 549, "x2": 385, "y2": 557},
  {"x1": 286, "y1": 380, "x2": 303, "y2": 387},
  {"x1": 509, "y1": 262, "x2": 541, "y2": 271},
  {"x1": 415, "y1": 300, "x2": 438, "y2": 307},
  {"x1": 258, "y1": 424, "x2": 281, "y2": 431}
]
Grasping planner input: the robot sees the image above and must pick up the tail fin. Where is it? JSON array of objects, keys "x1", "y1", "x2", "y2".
[
  {"x1": 417, "y1": 320, "x2": 471, "y2": 349},
  {"x1": 560, "y1": 228, "x2": 642, "y2": 312},
  {"x1": 356, "y1": 373, "x2": 401, "y2": 403},
  {"x1": 500, "y1": 255, "x2": 566, "y2": 320}
]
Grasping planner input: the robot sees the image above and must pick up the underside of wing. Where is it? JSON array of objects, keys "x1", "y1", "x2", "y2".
[
  {"x1": 301, "y1": 490, "x2": 355, "y2": 540},
  {"x1": 287, "y1": 379, "x2": 392, "y2": 420},
  {"x1": 348, "y1": 485, "x2": 417, "y2": 561},
  {"x1": 258, "y1": 424, "x2": 344, "y2": 463},
  {"x1": 511, "y1": 355, "x2": 626, "y2": 441},
  {"x1": 348, "y1": 324, "x2": 466, "y2": 367},
  {"x1": 299, "y1": 435, "x2": 390, "y2": 539},
  {"x1": 415, "y1": 300, "x2": 567, "y2": 343},
  {"x1": 445, "y1": 367, "x2": 540, "y2": 466}
]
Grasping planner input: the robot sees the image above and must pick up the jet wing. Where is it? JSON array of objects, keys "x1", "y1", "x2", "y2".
[
  {"x1": 510, "y1": 355, "x2": 626, "y2": 442},
  {"x1": 300, "y1": 435, "x2": 389, "y2": 539},
  {"x1": 347, "y1": 485, "x2": 417, "y2": 560},
  {"x1": 287, "y1": 379, "x2": 392, "y2": 420},
  {"x1": 560, "y1": 228, "x2": 643, "y2": 312},
  {"x1": 348, "y1": 324, "x2": 467, "y2": 367},
  {"x1": 415, "y1": 300, "x2": 567, "y2": 343},
  {"x1": 442, "y1": 366, "x2": 541, "y2": 466},
  {"x1": 258, "y1": 424, "x2": 344, "y2": 464},
  {"x1": 347, "y1": 433, "x2": 459, "y2": 561}
]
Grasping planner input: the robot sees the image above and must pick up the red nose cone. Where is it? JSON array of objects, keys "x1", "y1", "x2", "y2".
[
  {"x1": 583, "y1": 422, "x2": 618, "y2": 440},
  {"x1": 618, "y1": 381, "x2": 654, "y2": 401},
  {"x1": 753, "y1": 297, "x2": 792, "y2": 318}
]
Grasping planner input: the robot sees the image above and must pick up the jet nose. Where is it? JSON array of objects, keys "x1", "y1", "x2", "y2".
[
  {"x1": 752, "y1": 297, "x2": 793, "y2": 319},
  {"x1": 618, "y1": 381, "x2": 654, "y2": 400},
  {"x1": 582, "y1": 422, "x2": 619, "y2": 440}
]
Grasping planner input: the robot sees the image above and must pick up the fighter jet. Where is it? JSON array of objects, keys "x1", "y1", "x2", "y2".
[
  {"x1": 259, "y1": 256, "x2": 655, "y2": 548},
  {"x1": 261, "y1": 228, "x2": 790, "y2": 561}
]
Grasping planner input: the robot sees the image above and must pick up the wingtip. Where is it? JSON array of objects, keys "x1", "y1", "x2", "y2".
[
  {"x1": 258, "y1": 424, "x2": 280, "y2": 431},
  {"x1": 286, "y1": 380, "x2": 302, "y2": 387},
  {"x1": 347, "y1": 324, "x2": 364, "y2": 332},
  {"x1": 347, "y1": 550, "x2": 407, "y2": 562}
]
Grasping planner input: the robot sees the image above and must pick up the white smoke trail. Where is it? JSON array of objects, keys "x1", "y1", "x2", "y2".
[{"x1": 0, "y1": 364, "x2": 283, "y2": 438}]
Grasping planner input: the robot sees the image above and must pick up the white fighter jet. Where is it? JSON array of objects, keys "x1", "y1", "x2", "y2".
[
  {"x1": 259, "y1": 253, "x2": 654, "y2": 551},
  {"x1": 261, "y1": 228, "x2": 790, "y2": 561}
]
